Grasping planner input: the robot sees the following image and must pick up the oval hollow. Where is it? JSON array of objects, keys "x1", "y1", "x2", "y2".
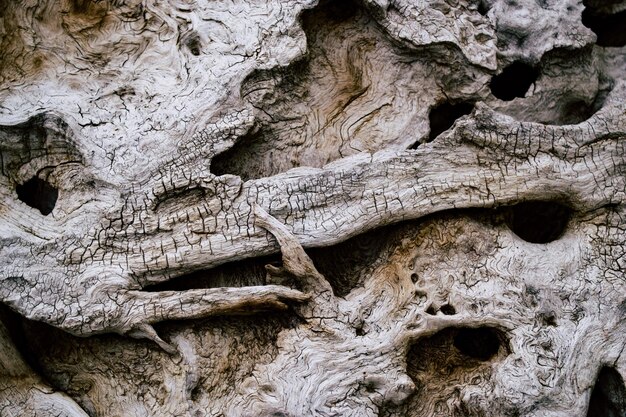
[{"x1": 505, "y1": 201, "x2": 571, "y2": 244}]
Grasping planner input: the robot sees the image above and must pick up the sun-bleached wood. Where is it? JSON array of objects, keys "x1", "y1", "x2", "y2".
[{"x1": 0, "y1": 0, "x2": 625, "y2": 416}]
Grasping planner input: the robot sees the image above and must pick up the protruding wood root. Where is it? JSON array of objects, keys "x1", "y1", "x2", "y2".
[
  {"x1": 121, "y1": 285, "x2": 309, "y2": 353},
  {"x1": 127, "y1": 323, "x2": 178, "y2": 354},
  {"x1": 253, "y1": 205, "x2": 333, "y2": 296}
]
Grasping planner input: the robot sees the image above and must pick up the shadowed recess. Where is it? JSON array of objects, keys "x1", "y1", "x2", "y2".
[
  {"x1": 427, "y1": 101, "x2": 475, "y2": 142},
  {"x1": 16, "y1": 176, "x2": 58, "y2": 216},
  {"x1": 582, "y1": 3, "x2": 626, "y2": 47},
  {"x1": 309, "y1": 224, "x2": 394, "y2": 297},
  {"x1": 440, "y1": 304, "x2": 457, "y2": 315},
  {"x1": 504, "y1": 201, "x2": 571, "y2": 244},
  {"x1": 209, "y1": 0, "x2": 362, "y2": 181},
  {"x1": 209, "y1": 0, "x2": 398, "y2": 181},
  {"x1": 0, "y1": 304, "x2": 56, "y2": 389},
  {"x1": 142, "y1": 254, "x2": 278, "y2": 291},
  {"x1": 453, "y1": 327, "x2": 501, "y2": 361},
  {"x1": 145, "y1": 219, "x2": 394, "y2": 298},
  {"x1": 535, "y1": 46, "x2": 613, "y2": 125},
  {"x1": 476, "y1": 0, "x2": 490, "y2": 15},
  {"x1": 8, "y1": 303, "x2": 299, "y2": 414},
  {"x1": 560, "y1": 99, "x2": 600, "y2": 125},
  {"x1": 183, "y1": 32, "x2": 202, "y2": 56},
  {"x1": 0, "y1": 113, "x2": 81, "y2": 179},
  {"x1": 407, "y1": 326, "x2": 509, "y2": 375},
  {"x1": 210, "y1": 127, "x2": 270, "y2": 181},
  {"x1": 587, "y1": 367, "x2": 626, "y2": 417},
  {"x1": 401, "y1": 326, "x2": 510, "y2": 416},
  {"x1": 490, "y1": 61, "x2": 539, "y2": 101}
]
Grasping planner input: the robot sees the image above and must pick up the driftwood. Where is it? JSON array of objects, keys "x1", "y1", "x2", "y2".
[{"x1": 0, "y1": 0, "x2": 625, "y2": 415}]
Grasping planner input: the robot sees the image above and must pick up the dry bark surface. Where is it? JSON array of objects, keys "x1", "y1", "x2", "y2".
[{"x1": 0, "y1": 0, "x2": 625, "y2": 416}]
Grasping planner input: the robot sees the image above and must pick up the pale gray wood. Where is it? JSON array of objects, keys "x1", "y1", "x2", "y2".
[{"x1": 0, "y1": 0, "x2": 625, "y2": 416}]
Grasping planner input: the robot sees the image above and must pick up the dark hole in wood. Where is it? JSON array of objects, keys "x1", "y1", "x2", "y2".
[
  {"x1": 427, "y1": 101, "x2": 475, "y2": 142},
  {"x1": 425, "y1": 305, "x2": 437, "y2": 315},
  {"x1": 504, "y1": 201, "x2": 571, "y2": 244},
  {"x1": 537, "y1": 310, "x2": 558, "y2": 326},
  {"x1": 582, "y1": 6, "x2": 626, "y2": 47},
  {"x1": 405, "y1": 325, "x2": 510, "y2": 414},
  {"x1": 440, "y1": 304, "x2": 456, "y2": 315},
  {"x1": 490, "y1": 61, "x2": 539, "y2": 101},
  {"x1": 321, "y1": 0, "x2": 359, "y2": 22},
  {"x1": 476, "y1": 0, "x2": 490, "y2": 15},
  {"x1": 587, "y1": 366, "x2": 626, "y2": 417},
  {"x1": 453, "y1": 327, "x2": 501, "y2": 361},
  {"x1": 184, "y1": 33, "x2": 202, "y2": 56},
  {"x1": 210, "y1": 129, "x2": 265, "y2": 181},
  {"x1": 16, "y1": 176, "x2": 58, "y2": 215}
]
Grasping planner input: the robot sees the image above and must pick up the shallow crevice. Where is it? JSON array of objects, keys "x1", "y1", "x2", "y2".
[
  {"x1": 440, "y1": 304, "x2": 456, "y2": 315},
  {"x1": 587, "y1": 366, "x2": 626, "y2": 417},
  {"x1": 182, "y1": 31, "x2": 202, "y2": 56},
  {"x1": 16, "y1": 176, "x2": 58, "y2": 215},
  {"x1": 142, "y1": 254, "x2": 278, "y2": 292},
  {"x1": 503, "y1": 200, "x2": 571, "y2": 244},
  {"x1": 582, "y1": 6, "x2": 626, "y2": 47},
  {"x1": 490, "y1": 61, "x2": 539, "y2": 101}
]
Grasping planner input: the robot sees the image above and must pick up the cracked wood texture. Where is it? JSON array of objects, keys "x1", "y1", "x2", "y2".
[{"x1": 0, "y1": 0, "x2": 625, "y2": 415}]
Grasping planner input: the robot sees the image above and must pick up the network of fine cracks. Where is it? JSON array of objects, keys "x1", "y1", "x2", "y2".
[{"x1": 0, "y1": 0, "x2": 625, "y2": 415}]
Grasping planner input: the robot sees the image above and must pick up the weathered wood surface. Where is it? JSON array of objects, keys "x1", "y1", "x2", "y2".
[{"x1": 0, "y1": 0, "x2": 625, "y2": 416}]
